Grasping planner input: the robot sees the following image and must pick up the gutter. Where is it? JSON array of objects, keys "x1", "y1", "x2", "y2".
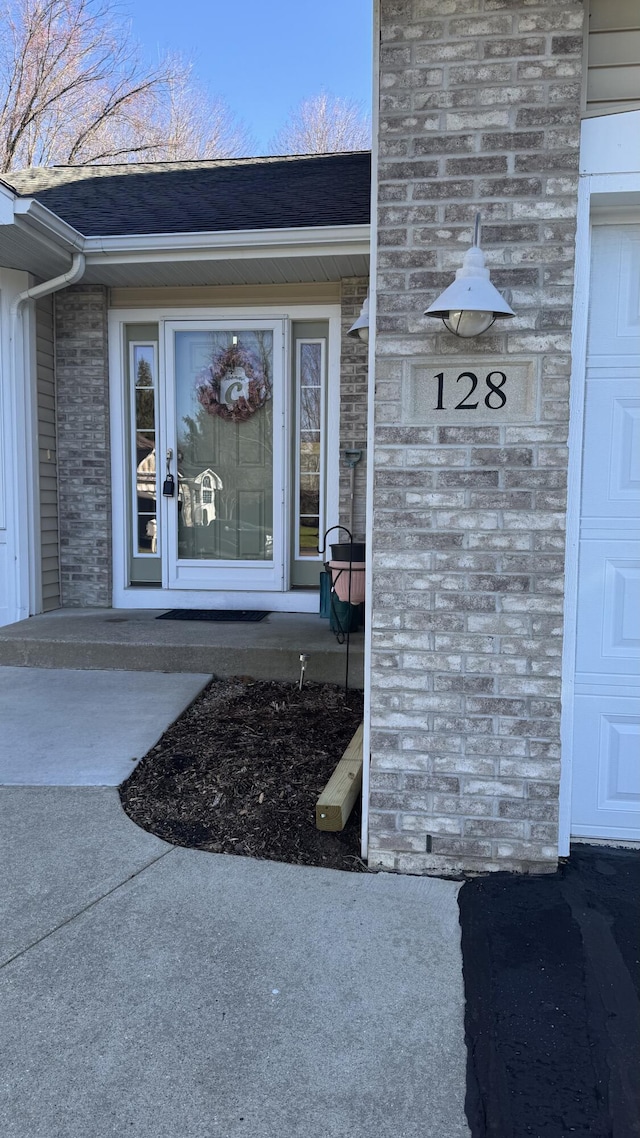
[
  {"x1": 7, "y1": 185, "x2": 370, "y2": 267},
  {"x1": 82, "y1": 223, "x2": 371, "y2": 267},
  {"x1": 13, "y1": 196, "x2": 85, "y2": 252}
]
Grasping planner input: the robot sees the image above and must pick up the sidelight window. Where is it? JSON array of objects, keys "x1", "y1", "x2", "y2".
[
  {"x1": 129, "y1": 342, "x2": 159, "y2": 558},
  {"x1": 295, "y1": 339, "x2": 325, "y2": 559}
]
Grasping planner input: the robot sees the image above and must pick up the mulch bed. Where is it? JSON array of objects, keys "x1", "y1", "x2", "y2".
[{"x1": 119, "y1": 679, "x2": 367, "y2": 872}]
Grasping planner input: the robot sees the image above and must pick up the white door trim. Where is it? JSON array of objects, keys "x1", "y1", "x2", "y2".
[
  {"x1": 559, "y1": 111, "x2": 640, "y2": 855},
  {"x1": 109, "y1": 303, "x2": 340, "y2": 611},
  {"x1": 558, "y1": 177, "x2": 592, "y2": 856}
]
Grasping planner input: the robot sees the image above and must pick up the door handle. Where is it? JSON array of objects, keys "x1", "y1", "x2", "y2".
[{"x1": 163, "y1": 449, "x2": 175, "y2": 496}]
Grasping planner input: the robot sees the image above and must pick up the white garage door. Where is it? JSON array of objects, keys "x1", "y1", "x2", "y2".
[{"x1": 571, "y1": 223, "x2": 640, "y2": 841}]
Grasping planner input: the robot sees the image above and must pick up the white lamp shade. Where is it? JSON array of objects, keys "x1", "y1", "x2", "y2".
[
  {"x1": 424, "y1": 246, "x2": 515, "y2": 322},
  {"x1": 348, "y1": 295, "x2": 370, "y2": 338}
]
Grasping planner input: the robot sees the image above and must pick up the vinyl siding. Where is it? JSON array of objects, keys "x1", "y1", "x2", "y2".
[
  {"x1": 586, "y1": 0, "x2": 640, "y2": 116},
  {"x1": 109, "y1": 282, "x2": 342, "y2": 308},
  {"x1": 36, "y1": 294, "x2": 60, "y2": 611}
]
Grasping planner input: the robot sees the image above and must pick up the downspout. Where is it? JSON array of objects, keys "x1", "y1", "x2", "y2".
[
  {"x1": 10, "y1": 251, "x2": 86, "y2": 317},
  {"x1": 9, "y1": 253, "x2": 85, "y2": 619}
]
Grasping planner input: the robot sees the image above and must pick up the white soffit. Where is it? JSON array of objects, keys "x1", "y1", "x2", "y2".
[
  {"x1": 81, "y1": 224, "x2": 371, "y2": 287},
  {"x1": 81, "y1": 252, "x2": 370, "y2": 287},
  {"x1": 0, "y1": 225, "x2": 72, "y2": 277},
  {"x1": 0, "y1": 189, "x2": 83, "y2": 277}
]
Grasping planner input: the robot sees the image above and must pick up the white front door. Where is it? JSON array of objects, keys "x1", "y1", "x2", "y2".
[
  {"x1": 571, "y1": 224, "x2": 640, "y2": 840},
  {"x1": 163, "y1": 319, "x2": 285, "y2": 592}
]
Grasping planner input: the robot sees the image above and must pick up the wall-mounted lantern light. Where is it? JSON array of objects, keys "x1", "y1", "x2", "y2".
[
  {"x1": 347, "y1": 295, "x2": 369, "y2": 342},
  {"x1": 424, "y1": 214, "x2": 515, "y2": 338}
]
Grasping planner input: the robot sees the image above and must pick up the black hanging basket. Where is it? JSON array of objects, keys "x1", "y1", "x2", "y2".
[{"x1": 330, "y1": 542, "x2": 366, "y2": 562}]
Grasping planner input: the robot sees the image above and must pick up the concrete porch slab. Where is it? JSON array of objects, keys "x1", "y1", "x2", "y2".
[
  {"x1": 0, "y1": 609, "x2": 364, "y2": 685},
  {"x1": 0, "y1": 666, "x2": 211, "y2": 785}
]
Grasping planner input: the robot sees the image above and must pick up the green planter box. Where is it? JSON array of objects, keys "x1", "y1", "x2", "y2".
[{"x1": 329, "y1": 597, "x2": 360, "y2": 634}]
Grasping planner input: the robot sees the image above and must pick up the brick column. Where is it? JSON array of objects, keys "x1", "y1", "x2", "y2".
[
  {"x1": 55, "y1": 284, "x2": 112, "y2": 607},
  {"x1": 340, "y1": 277, "x2": 369, "y2": 541},
  {"x1": 369, "y1": 0, "x2": 584, "y2": 874}
]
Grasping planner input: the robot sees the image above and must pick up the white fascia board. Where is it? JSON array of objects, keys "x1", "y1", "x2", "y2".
[{"x1": 83, "y1": 223, "x2": 371, "y2": 266}]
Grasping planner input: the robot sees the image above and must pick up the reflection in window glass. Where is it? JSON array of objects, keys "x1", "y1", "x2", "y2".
[
  {"x1": 131, "y1": 344, "x2": 158, "y2": 555},
  {"x1": 296, "y1": 340, "x2": 324, "y2": 558}
]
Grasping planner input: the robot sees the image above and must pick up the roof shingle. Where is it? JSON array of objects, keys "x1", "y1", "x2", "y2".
[{"x1": 5, "y1": 152, "x2": 371, "y2": 237}]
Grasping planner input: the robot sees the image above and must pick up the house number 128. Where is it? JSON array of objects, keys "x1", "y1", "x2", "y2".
[{"x1": 434, "y1": 370, "x2": 507, "y2": 411}]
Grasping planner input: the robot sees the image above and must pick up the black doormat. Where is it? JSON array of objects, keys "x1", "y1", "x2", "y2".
[{"x1": 157, "y1": 609, "x2": 270, "y2": 622}]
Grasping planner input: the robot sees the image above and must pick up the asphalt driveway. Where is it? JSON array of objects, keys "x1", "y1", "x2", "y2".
[{"x1": 460, "y1": 845, "x2": 640, "y2": 1138}]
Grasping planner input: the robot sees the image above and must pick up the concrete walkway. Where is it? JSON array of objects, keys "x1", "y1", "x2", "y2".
[
  {"x1": 0, "y1": 666, "x2": 211, "y2": 783},
  {"x1": 0, "y1": 667, "x2": 470, "y2": 1137}
]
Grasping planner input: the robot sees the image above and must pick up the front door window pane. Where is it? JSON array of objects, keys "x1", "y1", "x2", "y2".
[{"x1": 175, "y1": 330, "x2": 274, "y2": 562}]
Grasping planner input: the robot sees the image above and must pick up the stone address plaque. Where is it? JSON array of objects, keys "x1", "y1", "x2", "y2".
[{"x1": 403, "y1": 357, "x2": 538, "y2": 426}]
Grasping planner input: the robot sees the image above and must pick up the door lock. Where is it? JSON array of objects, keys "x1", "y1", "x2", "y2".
[{"x1": 163, "y1": 449, "x2": 175, "y2": 496}]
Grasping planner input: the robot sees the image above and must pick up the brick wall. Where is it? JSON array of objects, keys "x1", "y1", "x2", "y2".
[
  {"x1": 369, "y1": 0, "x2": 584, "y2": 874},
  {"x1": 55, "y1": 284, "x2": 112, "y2": 607},
  {"x1": 340, "y1": 277, "x2": 369, "y2": 541}
]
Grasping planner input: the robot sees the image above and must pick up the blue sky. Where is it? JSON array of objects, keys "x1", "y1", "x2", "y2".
[{"x1": 126, "y1": 0, "x2": 373, "y2": 153}]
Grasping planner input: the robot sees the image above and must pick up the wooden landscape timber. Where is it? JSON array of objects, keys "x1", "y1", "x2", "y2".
[{"x1": 316, "y1": 723, "x2": 363, "y2": 832}]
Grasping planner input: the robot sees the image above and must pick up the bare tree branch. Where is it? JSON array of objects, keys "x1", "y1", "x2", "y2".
[
  {"x1": 270, "y1": 92, "x2": 371, "y2": 156},
  {"x1": 0, "y1": 0, "x2": 253, "y2": 171}
]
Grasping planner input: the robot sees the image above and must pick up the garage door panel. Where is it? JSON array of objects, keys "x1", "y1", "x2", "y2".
[
  {"x1": 581, "y1": 383, "x2": 640, "y2": 517},
  {"x1": 576, "y1": 543, "x2": 640, "y2": 673},
  {"x1": 587, "y1": 228, "x2": 640, "y2": 354},
  {"x1": 572, "y1": 696, "x2": 640, "y2": 838},
  {"x1": 604, "y1": 560, "x2": 640, "y2": 659},
  {"x1": 613, "y1": 398, "x2": 640, "y2": 498},
  {"x1": 600, "y1": 717, "x2": 640, "y2": 810},
  {"x1": 617, "y1": 238, "x2": 640, "y2": 339}
]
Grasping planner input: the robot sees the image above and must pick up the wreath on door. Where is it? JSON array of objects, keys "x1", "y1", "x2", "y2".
[{"x1": 195, "y1": 342, "x2": 271, "y2": 423}]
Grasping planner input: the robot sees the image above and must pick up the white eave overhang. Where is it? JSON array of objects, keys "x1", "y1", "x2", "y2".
[
  {"x1": 0, "y1": 183, "x2": 84, "y2": 278},
  {"x1": 1, "y1": 182, "x2": 370, "y2": 289},
  {"x1": 80, "y1": 223, "x2": 371, "y2": 287}
]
